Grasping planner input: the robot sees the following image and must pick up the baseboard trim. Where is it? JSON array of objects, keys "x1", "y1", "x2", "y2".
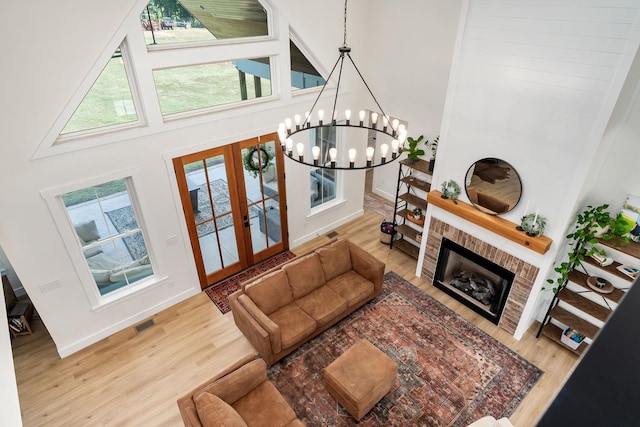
[{"x1": 291, "y1": 209, "x2": 364, "y2": 248}]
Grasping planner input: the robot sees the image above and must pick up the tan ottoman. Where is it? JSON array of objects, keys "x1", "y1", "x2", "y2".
[{"x1": 324, "y1": 339, "x2": 397, "y2": 420}]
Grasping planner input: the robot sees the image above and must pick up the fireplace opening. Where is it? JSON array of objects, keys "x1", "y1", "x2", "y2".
[{"x1": 433, "y1": 238, "x2": 515, "y2": 324}]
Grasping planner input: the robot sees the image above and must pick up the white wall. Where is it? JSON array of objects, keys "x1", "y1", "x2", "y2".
[
  {"x1": 366, "y1": 0, "x2": 464, "y2": 201},
  {"x1": 421, "y1": 0, "x2": 640, "y2": 337}
]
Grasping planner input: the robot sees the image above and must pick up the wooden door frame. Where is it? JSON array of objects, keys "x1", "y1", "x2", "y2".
[{"x1": 173, "y1": 132, "x2": 288, "y2": 289}]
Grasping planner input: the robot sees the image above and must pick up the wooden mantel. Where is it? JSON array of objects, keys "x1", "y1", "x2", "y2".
[{"x1": 427, "y1": 191, "x2": 552, "y2": 255}]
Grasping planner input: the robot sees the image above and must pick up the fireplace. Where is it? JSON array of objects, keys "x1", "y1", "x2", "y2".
[{"x1": 433, "y1": 238, "x2": 515, "y2": 324}]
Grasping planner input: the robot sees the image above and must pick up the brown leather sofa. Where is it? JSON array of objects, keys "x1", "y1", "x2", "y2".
[
  {"x1": 177, "y1": 357, "x2": 303, "y2": 427},
  {"x1": 229, "y1": 238, "x2": 385, "y2": 366}
]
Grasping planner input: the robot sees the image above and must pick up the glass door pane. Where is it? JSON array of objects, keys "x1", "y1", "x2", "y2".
[
  {"x1": 187, "y1": 155, "x2": 240, "y2": 275},
  {"x1": 240, "y1": 138, "x2": 285, "y2": 260}
]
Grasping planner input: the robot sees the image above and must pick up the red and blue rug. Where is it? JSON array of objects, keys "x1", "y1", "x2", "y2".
[
  {"x1": 268, "y1": 271, "x2": 542, "y2": 426},
  {"x1": 204, "y1": 250, "x2": 296, "y2": 314}
]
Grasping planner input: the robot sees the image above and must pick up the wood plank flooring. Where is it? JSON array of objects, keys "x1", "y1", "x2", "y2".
[{"x1": 11, "y1": 210, "x2": 578, "y2": 426}]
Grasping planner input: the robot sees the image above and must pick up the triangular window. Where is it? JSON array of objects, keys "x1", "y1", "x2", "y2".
[
  {"x1": 59, "y1": 44, "x2": 139, "y2": 137},
  {"x1": 290, "y1": 40, "x2": 325, "y2": 91},
  {"x1": 140, "y1": 0, "x2": 269, "y2": 47}
]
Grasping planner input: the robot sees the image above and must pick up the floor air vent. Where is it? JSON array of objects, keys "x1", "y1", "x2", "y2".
[
  {"x1": 134, "y1": 319, "x2": 155, "y2": 334},
  {"x1": 327, "y1": 231, "x2": 339, "y2": 238}
]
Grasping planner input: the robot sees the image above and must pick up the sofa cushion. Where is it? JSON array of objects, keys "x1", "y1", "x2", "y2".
[
  {"x1": 194, "y1": 392, "x2": 248, "y2": 427},
  {"x1": 295, "y1": 286, "x2": 347, "y2": 328},
  {"x1": 317, "y1": 239, "x2": 353, "y2": 281},
  {"x1": 326, "y1": 270, "x2": 375, "y2": 308},
  {"x1": 269, "y1": 304, "x2": 316, "y2": 350},
  {"x1": 233, "y1": 381, "x2": 298, "y2": 427},
  {"x1": 75, "y1": 220, "x2": 101, "y2": 243},
  {"x1": 202, "y1": 359, "x2": 268, "y2": 405},
  {"x1": 244, "y1": 271, "x2": 292, "y2": 315},
  {"x1": 283, "y1": 253, "x2": 326, "y2": 299}
]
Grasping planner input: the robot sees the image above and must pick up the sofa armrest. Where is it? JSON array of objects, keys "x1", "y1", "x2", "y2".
[
  {"x1": 347, "y1": 240, "x2": 385, "y2": 293},
  {"x1": 238, "y1": 294, "x2": 282, "y2": 354},
  {"x1": 229, "y1": 290, "x2": 278, "y2": 358}
]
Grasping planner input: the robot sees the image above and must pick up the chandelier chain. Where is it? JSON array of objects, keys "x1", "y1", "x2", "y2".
[{"x1": 343, "y1": 0, "x2": 348, "y2": 47}]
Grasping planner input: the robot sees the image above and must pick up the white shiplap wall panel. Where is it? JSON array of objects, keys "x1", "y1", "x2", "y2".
[
  {"x1": 467, "y1": 16, "x2": 636, "y2": 40},
  {"x1": 435, "y1": 0, "x2": 640, "y2": 337},
  {"x1": 465, "y1": 27, "x2": 629, "y2": 53},
  {"x1": 463, "y1": 50, "x2": 618, "y2": 82},
  {"x1": 471, "y1": 2, "x2": 640, "y2": 23}
]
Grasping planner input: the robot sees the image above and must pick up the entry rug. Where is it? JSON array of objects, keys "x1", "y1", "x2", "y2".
[
  {"x1": 204, "y1": 250, "x2": 296, "y2": 313},
  {"x1": 268, "y1": 272, "x2": 542, "y2": 426}
]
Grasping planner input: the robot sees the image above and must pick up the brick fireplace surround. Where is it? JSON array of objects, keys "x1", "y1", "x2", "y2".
[{"x1": 422, "y1": 217, "x2": 540, "y2": 336}]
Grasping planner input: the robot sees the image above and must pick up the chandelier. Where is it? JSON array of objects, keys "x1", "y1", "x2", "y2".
[{"x1": 277, "y1": 0, "x2": 406, "y2": 170}]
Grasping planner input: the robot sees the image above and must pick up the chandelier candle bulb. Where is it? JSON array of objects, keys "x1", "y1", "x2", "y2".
[
  {"x1": 305, "y1": 112, "x2": 311, "y2": 128},
  {"x1": 349, "y1": 148, "x2": 357, "y2": 168},
  {"x1": 285, "y1": 118, "x2": 292, "y2": 134},
  {"x1": 383, "y1": 115, "x2": 389, "y2": 131},
  {"x1": 366, "y1": 146, "x2": 375, "y2": 168},
  {"x1": 392, "y1": 119, "x2": 399, "y2": 131},
  {"x1": 392, "y1": 139, "x2": 400, "y2": 158},
  {"x1": 345, "y1": 109, "x2": 351, "y2": 125},
  {"x1": 286, "y1": 138, "x2": 293, "y2": 156},
  {"x1": 318, "y1": 110, "x2": 324, "y2": 126},
  {"x1": 371, "y1": 112, "x2": 379, "y2": 129},
  {"x1": 312, "y1": 146, "x2": 321, "y2": 166},
  {"x1": 329, "y1": 147, "x2": 338, "y2": 168},
  {"x1": 294, "y1": 114, "x2": 301, "y2": 130},
  {"x1": 359, "y1": 110, "x2": 366, "y2": 126},
  {"x1": 296, "y1": 143, "x2": 305, "y2": 162},
  {"x1": 381, "y1": 143, "x2": 389, "y2": 163}
]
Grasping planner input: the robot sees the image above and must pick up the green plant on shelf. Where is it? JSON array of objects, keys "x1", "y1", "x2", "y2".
[{"x1": 402, "y1": 135, "x2": 425, "y2": 162}]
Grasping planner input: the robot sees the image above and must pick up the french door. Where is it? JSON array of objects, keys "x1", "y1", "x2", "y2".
[{"x1": 173, "y1": 133, "x2": 288, "y2": 289}]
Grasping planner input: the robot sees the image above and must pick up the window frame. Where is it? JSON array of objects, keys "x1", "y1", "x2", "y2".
[
  {"x1": 55, "y1": 39, "x2": 146, "y2": 144},
  {"x1": 152, "y1": 55, "x2": 276, "y2": 120},
  {"x1": 41, "y1": 169, "x2": 166, "y2": 310},
  {"x1": 308, "y1": 126, "x2": 344, "y2": 214},
  {"x1": 142, "y1": 0, "x2": 275, "y2": 51}
]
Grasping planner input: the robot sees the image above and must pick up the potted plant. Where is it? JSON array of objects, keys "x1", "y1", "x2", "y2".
[
  {"x1": 427, "y1": 135, "x2": 439, "y2": 171},
  {"x1": 544, "y1": 204, "x2": 625, "y2": 294},
  {"x1": 402, "y1": 135, "x2": 425, "y2": 163},
  {"x1": 441, "y1": 179, "x2": 461, "y2": 202},
  {"x1": 412, "y1": 207, "x2": 423, "y2": 220}
]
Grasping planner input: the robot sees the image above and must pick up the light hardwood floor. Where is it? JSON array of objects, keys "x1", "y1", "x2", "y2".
[{"x1": 11, "y1": 210, "x2": 578, "y2": 426}]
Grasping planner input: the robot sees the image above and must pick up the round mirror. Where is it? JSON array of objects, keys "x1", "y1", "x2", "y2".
[{"x1": 464, "y1": 158, "x2": 522, "y2": 215}]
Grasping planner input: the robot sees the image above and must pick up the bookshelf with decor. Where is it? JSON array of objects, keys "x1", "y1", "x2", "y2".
[
  {"x1": 390, "y1": 159, "x2": 432, "y2": 259},
  {"x1": 537, "y1": 238, "x2": 639, "y2": 355}
]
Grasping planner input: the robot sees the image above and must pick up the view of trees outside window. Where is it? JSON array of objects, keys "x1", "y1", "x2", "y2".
[{"x1": 140, "y1": 0, "x2": 268, "y2": 46}]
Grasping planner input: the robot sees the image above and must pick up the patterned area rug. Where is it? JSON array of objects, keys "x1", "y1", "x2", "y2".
[
  {"x1": 204, "y1": 250, "x2": 296, "y2": 313},
  {"x1": 364, "y1": 192, "x2": 394, "y2": 221},
  {"x1": 104, "y1": 206, "x2": 148, "y2": 260},
  {"x1": 268, "y1": 272, "x2": 542, "y2": 426}
]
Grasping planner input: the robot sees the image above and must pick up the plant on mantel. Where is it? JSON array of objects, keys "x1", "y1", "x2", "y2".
[{"x1": 544, "y1": 204, "x2": 627, "y2": 294}]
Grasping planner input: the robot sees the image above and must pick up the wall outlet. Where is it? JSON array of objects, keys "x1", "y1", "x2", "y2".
[{"x1": 39, "y1": 280, "x2": 62, "y2": 293}]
